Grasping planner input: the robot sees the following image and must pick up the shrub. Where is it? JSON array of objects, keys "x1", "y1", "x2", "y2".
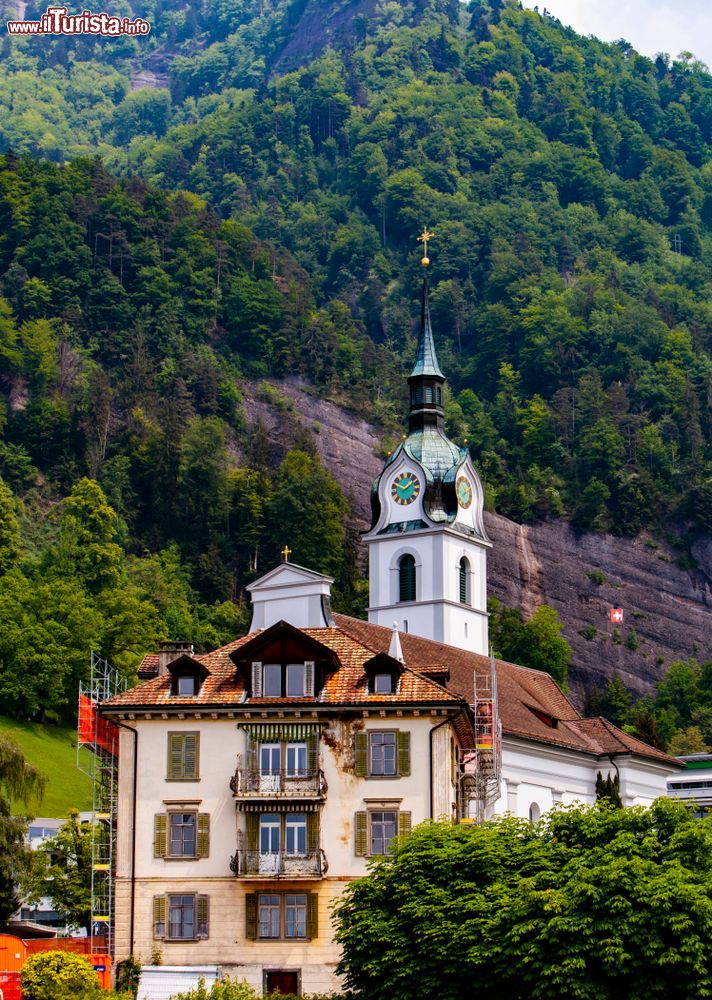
[
  {"x1": 167, "y1": 979, "x2": 347, "y2": 1000},
  {"x1": 115, "y1": 955, "x2": 142, "y2": 998},
  {"x1": 21, "y1": 951, "x2": 102, "y2": 1000}
]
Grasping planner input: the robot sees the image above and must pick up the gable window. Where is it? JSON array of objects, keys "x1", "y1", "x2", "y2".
[
  {"x1": 247, "y1": 892, "x2": 318, "y2": 941},
  {"x1": 354, "y1": 730, "x2": 411, "y2": 778},
  {"x1": 253, "y1": 661, "x2": 315, "y2": 698},
  {"x1": 354, "y1": 809, "x2": 412, "y2": 857},
  {"x1": 263, "y1": 664, "x2": 281, "y2": 697},
  {"x1": 154, "y1": 894, "x2": 209, "y2": 941},
  {"x1": 398, "y1": 555, "x2": 416, "y2": 603},
  {"x1": 286, "y1": 663, "x2": 306, "y2": 697},
  {"x1": 459, "y1": 557, "x2": 470, "y2": 605},
  {"x1": 373, "y1": 672, "x2": 393, "y2": 695},
  {"x1": 167, "y1": 733, "x2": 199, "y2": 780},
  {"x1": 177, "y1": 675, "x2": 196, "y2": 696}
]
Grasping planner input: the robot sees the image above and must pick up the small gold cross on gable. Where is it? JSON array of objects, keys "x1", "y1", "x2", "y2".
[{"x1": 281, "y1": 545, "x2": 292, "y2": 562}]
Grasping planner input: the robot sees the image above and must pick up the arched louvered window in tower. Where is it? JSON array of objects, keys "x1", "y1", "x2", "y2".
[
  {"x1": 459, "y1": 557, "x2": 470, "y2": 605},
  {"x1": 399, "y1": 555, "x2": 416, "y2": 603}
]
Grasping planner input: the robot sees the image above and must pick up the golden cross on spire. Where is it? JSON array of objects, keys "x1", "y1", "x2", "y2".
[
  {"x1": 281, "y1": 545, "x2": 292, "y2": 562},
  {"x1": 418, "y1": 226, "x2": 435, "y2": 267}
]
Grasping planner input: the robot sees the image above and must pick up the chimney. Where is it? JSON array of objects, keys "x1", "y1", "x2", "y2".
[{"x1": 157, "y1": 640, "x2": 194, "y2": 676}]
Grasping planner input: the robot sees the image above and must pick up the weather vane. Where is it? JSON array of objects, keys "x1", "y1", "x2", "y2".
[{"x1": 418, "y1": 226, "x2": 435, "y2": 267}]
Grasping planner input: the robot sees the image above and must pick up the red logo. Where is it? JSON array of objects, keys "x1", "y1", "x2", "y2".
[{"x1": 609, "y1": 608, "x2": 624, "y2": 623}]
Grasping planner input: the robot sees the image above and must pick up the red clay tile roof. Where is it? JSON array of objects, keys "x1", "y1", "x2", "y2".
[
  {"x1": 105, "y1": 614, "x2": 677, "y2": 766},
  {"x1": 332, "y1": 615, "x2": 678, "y2": 766},
  {"x1": 104, "y1": 623, "x2": 460, "y2": 711},
  {"x1": 137, "y1": 653, "x2": 159, "y2": 679}
]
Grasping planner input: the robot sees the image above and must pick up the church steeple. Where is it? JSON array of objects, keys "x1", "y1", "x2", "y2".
[
  {"x1": 408, "y1": 228, "x2": 445, "y2": 433},
  {"x1": 364, "y1": 226, "x2": 492, "y2": 656},
  {"x1": 407, "y1": 276, "x2": 445, "y2": 433}
]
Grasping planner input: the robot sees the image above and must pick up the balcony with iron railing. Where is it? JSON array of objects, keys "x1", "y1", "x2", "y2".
[
  {"x1": 229, "y1": 847, "x2": 328, "y2": 878},
  {"x1": 229, "y1": 760, "x2": 328, "y2": 800}
]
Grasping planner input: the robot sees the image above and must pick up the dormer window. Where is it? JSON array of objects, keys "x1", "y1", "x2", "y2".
[
  {"x1": 263, "y1": 664, "x2": 281, "y2": 697},
  {"x1": 287, "y1": 663, "x2": 306, "y2": 697},
  {"x1": 177, "y1": 676, "x2": 196, "y2": 697},
  {"x1": 231, "y1": 620, "x2": 340, "y2": 700},
  {"x1": 373, "y1": 673, "x2": 394, "y2": 695},
  {"x1": 254, "y1": 661, "x2": 315, "y2": 698},
  {"x1": 364, "y1": 653, "x2": 402, "y2": 697},
  {"x1": 167, "y1": 654, "x2": 209, "y2": 697}
]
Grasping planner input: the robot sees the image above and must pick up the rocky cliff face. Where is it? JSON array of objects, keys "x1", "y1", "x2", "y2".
[{"x1": 242, "y1": 379, "x2": 712, "y2": 702}]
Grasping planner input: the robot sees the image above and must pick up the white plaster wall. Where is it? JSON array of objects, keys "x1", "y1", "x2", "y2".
[
  {"x1": 367, "y1": 528, "x2": 489, "y2": 654},
  {"x1": 494, "y1": 738, "x2": 675, "y2": 818}
]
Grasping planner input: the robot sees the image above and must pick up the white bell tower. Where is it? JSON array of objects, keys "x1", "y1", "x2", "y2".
[{"x1": 363, "y1": 240, "x2": 491, "y2": 655}]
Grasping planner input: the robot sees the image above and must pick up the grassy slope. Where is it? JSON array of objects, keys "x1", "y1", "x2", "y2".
[{"x1": 0, "y1": 717, "x2": 93, "y2": 817}]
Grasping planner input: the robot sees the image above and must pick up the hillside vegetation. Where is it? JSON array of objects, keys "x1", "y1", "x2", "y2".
[
  {"x1": 0, "y1": 718, "x2": 92, "y2": 815},
  {"x1": 0, "y1": 0, "x2": 711, "y2": 726}
]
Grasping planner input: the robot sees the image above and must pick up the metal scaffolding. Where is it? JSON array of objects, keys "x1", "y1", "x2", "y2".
[
  {"x1": 463, "y1": 650, "x2": 502, "y2": 823},
  {"x1": 77, "y1": 652, "x2": 126, "y2": 956}
]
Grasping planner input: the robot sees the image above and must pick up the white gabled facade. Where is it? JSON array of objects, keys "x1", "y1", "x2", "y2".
[{"x1": 106, "y1": 566, "x2": 474, "y2": 996}]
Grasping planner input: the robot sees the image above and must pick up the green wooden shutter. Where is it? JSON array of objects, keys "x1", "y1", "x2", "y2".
[
  {"x1": 306, "y1": 893, "x2": 318, "y2": 940},
  {"x1": 153, "y1": 896, "x2": 166, "y2": 940},
  {"x1": 354, "y1": 732, "x2": 368, "y2": 776},
  {"x1": 306, "y1": 812, "x2": 318, "y2": 854},
  {"x1": 398, "y1": 811, "x2": 412, "y2": 840},
  {"x1": 245, "y1": 892, "x2": 258, "y2": 940},
  {"x1": 154, "y1": 814, "x2": 167, "y2": 858},
  {"x1": 246, "y1": 813, "x2": 259, "y2": 852},
  {"x1": 168, "y1": 734, "x2": 183, "y2": 779},
  {"x1": 307, "y1": 731, "x2": 318, "y2": 773},
  {"x1": 251, "y1": 661, "x2": 262, "y2": 696},
  {"x1": 197, "y1": 813, "x2": 210, "y2": 858},
  {"x1": 304, "y1": 661, "x2": 315, "y2": 696},
  {"x1": 397, "y1": 730, "x2": 411, "y2": 776},
  {"x1": 183, "y1": 733, "x2": 199, "y2": 779},
  {"x1": 247, "y1": 738, "x2": 258, "y2": 772},
  {"x1": 355, "y1": 811, "x2": 368, "y2": 856},
  {"x1": 399, "y1": 555, "x2": 416, "y2": 602},
  {"x1": 196, "y1": 895, "x2": 209, "y2": 939}
]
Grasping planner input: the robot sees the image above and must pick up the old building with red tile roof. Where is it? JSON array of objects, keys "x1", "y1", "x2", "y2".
[{"x1": 103, "y1": 269, "x2": 679, "y2": 997}]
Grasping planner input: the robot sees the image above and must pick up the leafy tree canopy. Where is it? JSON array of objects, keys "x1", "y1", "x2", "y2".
[{"x1": 334, "y1": 800, "x2": 712, "y2": 1000}]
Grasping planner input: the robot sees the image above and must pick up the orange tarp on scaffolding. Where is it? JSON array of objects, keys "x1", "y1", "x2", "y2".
[{"x1": 78, "y1": 694, "x2": 119, "y2": 756}]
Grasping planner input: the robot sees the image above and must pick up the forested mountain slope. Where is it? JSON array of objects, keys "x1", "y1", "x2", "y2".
[{"x1": 0, "y1": 0, "x2": 711, "y2": 730}]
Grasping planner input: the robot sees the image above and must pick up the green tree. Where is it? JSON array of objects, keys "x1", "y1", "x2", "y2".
[
  {"x1": 0, "y1": 735, "x2": 44, "y2": 922},
  {"x1": 334, "y1": 800, "x2": 712, "y2": 1000},
  {"x1": 264, "y1": 450, "x2": 348, "y2": 579},
  {"x1": 26, "y1": 810, "x2": 92, "y2": 932},
  {"x1": 0, "y1": 476, "x2": 20, "y2": 573},
  {"x1": 51, "y1": 479, "x2": 122, "y2": 595}
]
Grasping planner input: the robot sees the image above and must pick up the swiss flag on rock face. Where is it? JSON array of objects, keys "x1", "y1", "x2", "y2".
[{"x1": 610, "y1": 608, "x2": 624, "y2": 623}]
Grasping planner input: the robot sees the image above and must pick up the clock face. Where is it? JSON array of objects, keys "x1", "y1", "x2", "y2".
[
  {"x1": 391, "y1": 471, "x2": 421, "y2": 506},
  {"x1": 456, "y1": 475, "x2": 473, "y2": 510}
]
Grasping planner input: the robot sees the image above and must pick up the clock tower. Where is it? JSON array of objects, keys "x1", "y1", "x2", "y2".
[{"x1": 364, "y1": 237, "x2": 491, "y2": 655}]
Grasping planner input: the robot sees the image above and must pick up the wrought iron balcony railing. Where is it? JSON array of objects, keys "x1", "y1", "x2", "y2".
[
  {"x1": 229, "y1": 765, "x2": 327, "y2": 799},
  {"x1": 229, "y1": 849, "x2": 328, "y2": 878}
]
